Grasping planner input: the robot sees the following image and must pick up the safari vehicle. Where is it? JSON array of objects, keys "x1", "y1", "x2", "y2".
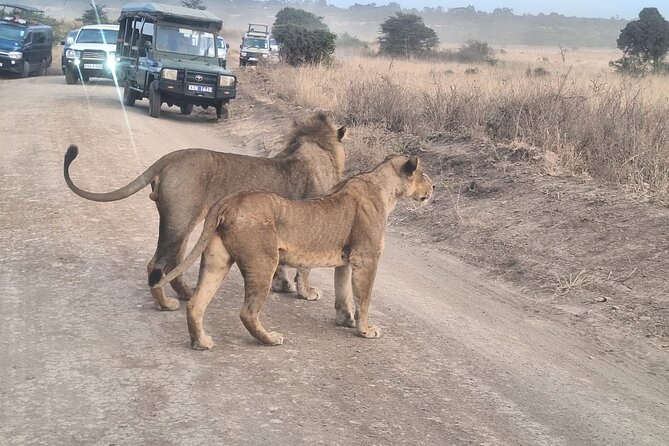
[
  {"x1": 116, "y1": 2, "x2": 237, "y2": 119},
  {"x1": 239, "y1": 23, "x2": 271, "y2": 67},
  {"x1": 0, "y1": 3, "x2": 53, "y2": 77},
  {"x1": 61, "y1": 24, "x2": 119, "y2": 84}
]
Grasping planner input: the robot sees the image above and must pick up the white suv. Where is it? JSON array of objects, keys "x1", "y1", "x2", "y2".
[{"x1": 62, "y1": 24, "x2": 118, "y2": 84}]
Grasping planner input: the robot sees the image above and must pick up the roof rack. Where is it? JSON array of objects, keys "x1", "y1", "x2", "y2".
[{"x1": 0, "y1": 3, "x2": 46, "y2": 25}]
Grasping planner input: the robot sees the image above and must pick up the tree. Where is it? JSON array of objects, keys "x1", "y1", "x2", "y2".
[
  {"x1": 272, "y1": 8, "x2": 336, "y2": 66},
  {"x1": 181, "y1": 0, "x2": 206, "y2": 10},
  {"x1": 274, "y1": 7, "x2": 327, "y2": 31},
  {"x1": 78, "y1": 3, "x2": 111, "y2": 25},
  {"x1": 614, "y1": 7, "x2": 669, "y2": 73},
  {"x1": 378, "y1": 12, "x2": 439, "y2": 58}
]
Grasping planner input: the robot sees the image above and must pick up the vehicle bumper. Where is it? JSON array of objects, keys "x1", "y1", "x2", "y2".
[
  {"x1": 158, "y1": 78, "x2": 237, "y2": 105},
  {"x1": 64, "y1": 59, "x2": 115, "y2": 78},
  {"x1": 0, "y1": 57, "x2": 25, "y2": 74}
]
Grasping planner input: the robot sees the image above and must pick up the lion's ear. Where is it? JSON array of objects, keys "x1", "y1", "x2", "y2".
[
  {"x1": 402, "y1": 156, "x2": 419, "y2": 175},
  {"x1": 337, "y1": 126, "x2": 346, "y2": 141}
]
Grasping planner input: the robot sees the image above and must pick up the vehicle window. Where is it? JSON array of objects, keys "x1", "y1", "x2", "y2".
[
  {"x1": 76, "y1": 28, "x2": 118, "y2": 44},
  {"x1": 155, "y1": 26, "x2": 215, "y2": 56},
  {"x1": 0, "y1": 24, "x2": 26, "y2": 41},
  {"x1": 243, "y1": 37, "x2": 268, "y2": 49},
  {"x1": 34, "y1": 31, "x2": 45, "y2": 44}
]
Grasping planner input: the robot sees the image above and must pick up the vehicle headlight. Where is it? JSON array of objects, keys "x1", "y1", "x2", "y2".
[
  {"x1": 240, "y1": 51, "x2": 247, "y2": 56},
  {"x1": 162, "y1": 68, "x2": 178, "y2": 81},
  {"x1": 261, "y1": 53, "x2": 269, "y2": 58},
  {"x1": 8, "y1": 51, "x2": 22, "y2": 60},
  {"x1": 65, "y1": 49, "x2": 79, "y2": 59},
  {"x1": 219, "y1": 75, "x2": 235, "y2": 87}
]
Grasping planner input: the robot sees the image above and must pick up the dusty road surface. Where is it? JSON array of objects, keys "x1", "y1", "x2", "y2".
[{"x1": 1, "y1": 74, "x2": 668, "y2": 446}]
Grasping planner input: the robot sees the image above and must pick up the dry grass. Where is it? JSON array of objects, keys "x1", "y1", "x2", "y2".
[{"x1": 257, "y1": 48, "x2": 669, "y2": 193}]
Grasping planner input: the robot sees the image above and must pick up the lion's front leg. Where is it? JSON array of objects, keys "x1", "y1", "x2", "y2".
[
  {"x1": 271, "y1": 265, "x2": 296, "y2": 293},
  {"x1": 334, "y1": 265, "x2": 355, "y2": 327},
  {"x1": 351, "y1": 257, "x2": 382, "y2": 339},
  {"x1": 295, "y1": 268, "x2": 322, "y2": 301}
]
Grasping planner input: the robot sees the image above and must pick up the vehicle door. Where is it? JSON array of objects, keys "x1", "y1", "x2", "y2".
[
  {"x1": 135, "y1": 21, "x2": 153, "y2": 91},
  {"x1": 32, "y1": 30, "x2": 49, "y2": 64}
]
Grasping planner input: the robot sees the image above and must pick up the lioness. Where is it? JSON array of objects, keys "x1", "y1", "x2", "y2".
[
  {"x1": 150, "y1": 155, "x2": 434, "y2": 350},
  {"x1": 64, "y1": 112, "x2": 346, "y2": 311}
]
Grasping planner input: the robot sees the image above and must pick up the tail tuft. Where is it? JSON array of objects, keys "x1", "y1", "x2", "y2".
[
  {"x1": 148, "y1": 269, "x2": 164, "y2": 288},
  {"x1": 65, "y1": 145, "x2": 79, "y2": 166}
]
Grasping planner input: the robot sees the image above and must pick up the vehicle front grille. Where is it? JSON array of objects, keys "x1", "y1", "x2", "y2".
[
  {"x1": 185, "y1": 70, "x2": 217, "y2": 86},
  {"x1": 0, "y1": 51, "x2": 9, "y2": 57},
  {"x1": 81, "y1": 50, "x2": 106, "y2": 60}
]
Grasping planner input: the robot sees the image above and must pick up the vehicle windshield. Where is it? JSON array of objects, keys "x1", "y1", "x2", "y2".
[
  {"x1": 243, "y1": 37, "x2": 268, "y2": 49},
  {"x1": 0, "y1": 23, "x2": 26, "y2": 42},
  {"x1": 77, "y1": 28, "x2": 117, "y2": 44},
  {"x1": 155, "y1": 26, "x2": 215, "y2": 57}
]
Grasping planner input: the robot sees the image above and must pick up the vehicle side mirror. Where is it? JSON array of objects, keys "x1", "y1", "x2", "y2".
[
  {"x1": 226, "y1": 43, "x2": 229, "y2": 49},
  {"x1": 60, "y1": 39, "x2": 65, "y2": 45}
]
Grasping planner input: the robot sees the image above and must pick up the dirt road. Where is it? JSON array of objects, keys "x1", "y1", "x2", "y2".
[{"x1": 1, "y1": 74, "x2": 667, "y2": 445}]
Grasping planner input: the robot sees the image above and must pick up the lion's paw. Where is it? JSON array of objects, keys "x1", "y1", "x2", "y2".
[
  {"x1": 272, "y1": 277, "x2": 296, "y2": 293},
  {"x1": 191, "y1": 334, "x2": 215, "y2": 350},
  {"x1": 264, "y1": 331, "x2": 284, "y2": 346},
  {"x1": 359, "y1": 325, "x2": 382, "y2": 339},
  {"x1": 299, "y1": 287, "x2": 322, "y2": 301},
  {"x1": 159, "y1": 297, "x2": 180, "y2": 311},
  {"x1": 335, "y1": 310, "x2": 356, "y2": 328}
]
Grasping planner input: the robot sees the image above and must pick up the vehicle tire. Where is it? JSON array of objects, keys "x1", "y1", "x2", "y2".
[
  {"x1": 122, "y1": 83, "x2": 136, "y2": 106},
  {"x1": 148, "y1": 80, "x2": 161, "y2": 118},
  {"x1": 216, "y1": 102, "x2": 229, "y2": 119},
  {"x1": 65, "y1": 66, "x2": 78, "y2": 85},
  {"x1": 38, "y1": 59, "x2": 47, "y2": 76},
  {"x1": 20, "y1": 61, "x2": 29, "y2": 78},
  {"x1": 180, "y1": 103, "x2": 193, "y2": 115}
]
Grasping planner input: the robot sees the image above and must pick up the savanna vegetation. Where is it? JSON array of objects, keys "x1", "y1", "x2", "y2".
[{"x1": 255, "y1": 41, "x2": 669, "y2": 194}]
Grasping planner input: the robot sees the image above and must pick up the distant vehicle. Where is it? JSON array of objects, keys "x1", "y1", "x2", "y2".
[
  {"x1": 116, "y1": 2, "x2": 237, "y2": 119},
  {"x1": 0, "y1": 3, "x2": 53, "y2": 77},
  {"x1": 60, "y1": 27, "x2": 79, "y2": 73},
  {"x1": 216, "y1": 35, "x2": 228, "y2": 68},
  {"x1": 239, "y1": 23, "x2": 270, "y2": 67},
  {"x1": 61, "y1": 24, "x2": 119, "y2": 84}
]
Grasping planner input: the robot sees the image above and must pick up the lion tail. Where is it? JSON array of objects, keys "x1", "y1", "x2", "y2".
[
  {"x1": 64, "y1": 144, "x2": 159, "y2": 202},
  {"x1": 149, "y1": 200, "x2": 227, "y2": 289}
]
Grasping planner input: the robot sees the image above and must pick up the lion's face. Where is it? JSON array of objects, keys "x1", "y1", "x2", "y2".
[{"x1": 400, "y1": 156, "x2": 434, "y2": 204}]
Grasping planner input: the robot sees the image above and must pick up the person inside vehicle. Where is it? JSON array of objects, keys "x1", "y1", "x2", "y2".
[{"x1": 11, "y1": 11, "x2": 26, "y2": 24}]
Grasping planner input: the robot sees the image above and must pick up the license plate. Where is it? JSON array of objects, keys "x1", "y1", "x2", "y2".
[
  {"x1": 188, "y1": 84, "x2": 213, "y2": 93},
  {"x1": 83, "y1": 63, "x2": 103, "y2": 69}
]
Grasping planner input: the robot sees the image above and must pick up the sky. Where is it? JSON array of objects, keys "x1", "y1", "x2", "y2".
[{"x1": 326, "y1": 1, "x2": 668, "y2": 21}]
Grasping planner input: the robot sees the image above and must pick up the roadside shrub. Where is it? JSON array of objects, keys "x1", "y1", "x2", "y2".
[{"x1": 273, "y1": 8, "x2": 336, "y2": 66}]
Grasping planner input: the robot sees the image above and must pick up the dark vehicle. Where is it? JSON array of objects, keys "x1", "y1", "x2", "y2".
[
  {"x1": 0, "y1": 3, "x2": 53, "y2": 77},
  {"x1": 60, "y1": 27, "x2": 79, "y2": 73},
  {"x1": 61, "y1": 24, "x2": 118, "y2": 84},
  {"x1": 116, "y1": 2, "x2": 237, "y2": 119}
]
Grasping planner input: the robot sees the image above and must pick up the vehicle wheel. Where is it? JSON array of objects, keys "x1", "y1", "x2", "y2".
[
  {"x1": 65, "y1": 66, "x2": 78, "y2": 85},
  {"x1": 148, "y1": 80, "x2": 161, "y2": 118},
  {"x1": 122, "y1": 83, "x2": 136, "y2": 106},
  {"x1": 216, "y1": 103, "x2": 229, "y2": 119},
  {"x1": 180, "y1": 103, "x2": 193, "y2": 115},
  {"x1": 20, "y1": 61, "x2": 29, "y2": 78},
  {"x1": 38, "y1": 59, "x2": 47, "y2": 76}
]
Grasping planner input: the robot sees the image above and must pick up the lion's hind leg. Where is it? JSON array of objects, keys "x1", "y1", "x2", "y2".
[
  {"x1": 187, "y1": 235, "x2": 233, "y2": 350},
  {"x1": 239, "y1": 257, "x2": 284, "y2": 346}
]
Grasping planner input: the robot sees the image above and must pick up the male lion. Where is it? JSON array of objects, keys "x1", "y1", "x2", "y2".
[
  {"x1": 150, "y1": 155, "x2": 434, "y2": 350},
  {"x1": 64, "y1": 112, "x2": 346, "y2": 311}
]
